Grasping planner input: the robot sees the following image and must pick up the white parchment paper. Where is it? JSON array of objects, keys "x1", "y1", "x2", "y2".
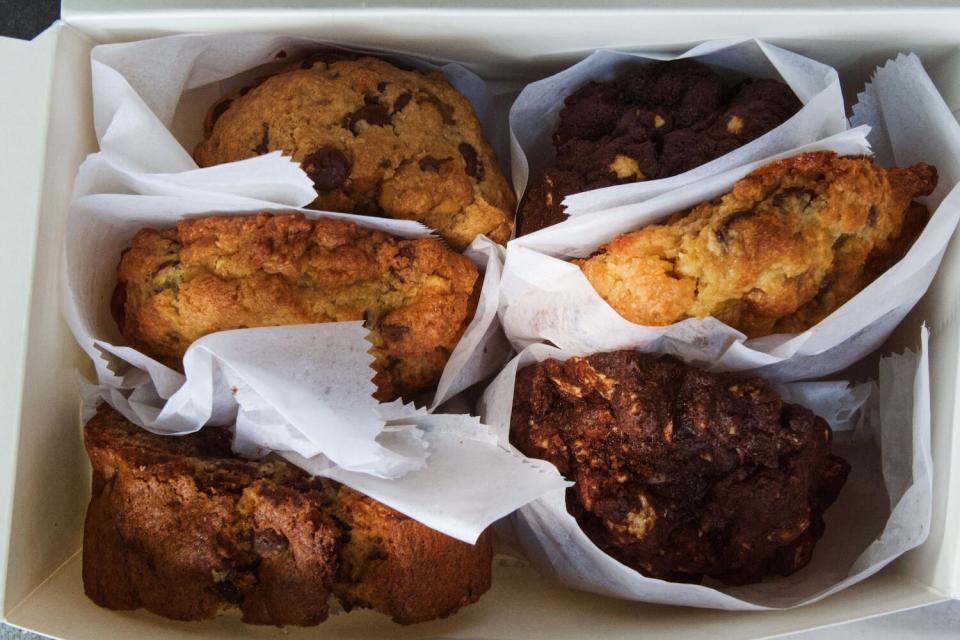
[
  {"x1": 64, "y1": 33, "x2": 560, "y2": 543},
  {"x1": 502, "y1": 54, "x2": 960, "y2": 382},
  {"x1": 64, "y1": 187, "x2": 556, "y2": 542},
  {"x1": 479, "y1": 326, "x2": 931, "y2": 609},
  {"x1": 509, "y1": 38, "x2": 847, "y2": 216}
]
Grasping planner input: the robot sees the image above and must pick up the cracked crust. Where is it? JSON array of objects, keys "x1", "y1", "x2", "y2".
[
  {"x1": 115, "y1": 212, "x2": 479, "y2": 402},
  {"x1": 194, "y1": 55, "x2": 515, "y2": 250},
  {"x1": 517, "y1": 60, "x2": 802, "y2": 235},
  {"x1": 510, "y1": 351, "x2": 850, "y2": 585},
  {"x1": 83, "y1": 405, "x2": 492, "y2": 626},
  {"x1": 578, "y1": 152, "x2": 937, "y2": 337}
]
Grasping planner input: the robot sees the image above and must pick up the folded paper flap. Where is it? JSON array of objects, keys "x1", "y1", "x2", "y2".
[
  {"x1": 283, "y1": 405, "x2": 569, "y2": 543},
  {"x1": 482, "y1": 329, "x2": 931, "y2": 609},
  {"x1": 507, "y1": 38, "x2": 846, "y2": 217},
  {"x1": 72, "y1": 150, "x2": 318, "y2": 209},
  {"x1": 853, "y1": 53, "x2": 960, "y2": 200}
]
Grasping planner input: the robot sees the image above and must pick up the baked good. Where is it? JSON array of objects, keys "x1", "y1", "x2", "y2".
[
  {"x1": 578, "y1": 152, "x2": 937, "y2": 337},
  {"x1": 194, "y1": 54, "x2": 515, "y2": 250},
  {"x1": 83, "y1": 405, "x2": 492, "y2": 625},
  {"x1": 510, "y1": 350, "x2": 849, "y2": 585},
  {"x1": 517, "y1": 60, "x2": 802, "y2": 235},
  {"x1": 114, "y1": 212, "x2": 479, "y2": 402}
]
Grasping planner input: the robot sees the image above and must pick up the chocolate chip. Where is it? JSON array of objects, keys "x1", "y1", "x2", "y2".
[
  {"x1": 714, "y1": 210, "x2": 755, "y2": 244},
  {"x1": 210, "y1": 99, "x2": 233, "y2": 127},
  {"x1": 867, "y1": 205, "x2": 877, "y2": 227},
  {"x1": 814, "y1": 271, "x2": 837, "y2": 303},
  {"x1": 393, "y1": 91, "x2": 412, "y2": 113},
  {"x1": 275, "y1": 49, "x2": 287, "y2": 59},
  {"x1": 348, "y1": 103, "x2": 391, "y2": 132},
  {"x1": 418, "y1": 91, "x2": 456, "y2": 125},
  {"x1": 364, "y1": 94, "x2": 379, "y2": 105},
  {"x1": 381, "y1": 324, "x2": 410, "y2": 342},
  {"x1": 214, "y1": 580, "x2": 242, "y2": 604},
  {"x1": 302, "y1": 146, "x2": 350, "y2": 191},
  {"x1": 418, "y1": 156, "x2": 452, "y2": 172},
  {"x1": 378, "y1": 158, "x2": 391, "y2": 169},
  {"x1": 377, "y1": 81, "x2": 388, "y2": 92},
  {"x1": 458, "y1": 142, "x2": 483, "y2": 179},
  {"x1": 149, "y1": 259, "x2": 180, "y2": 280},
  {"x1": 772, "y1": 187, "x2": 816, "y2": 209},
  {"x1": 253, "y1": 124, "x2": 270, "y2": 155},
  {"x1": 398, "y1": 245, "x2": 416, "y2": 260},
  {"x1": 254, "y1": 528, "x2": 289, "y2": 555}
]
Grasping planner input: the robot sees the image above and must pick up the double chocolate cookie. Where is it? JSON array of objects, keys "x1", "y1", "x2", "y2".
[
  {"x1": 518, "y1": 60, "x2": 802, "y2": 235},
  {"x1": 511, "y1": 351, "x2": 850, "y2": 585},
  {"x1": 195, "y1": 55, "x2": 515, "y2": 251}
]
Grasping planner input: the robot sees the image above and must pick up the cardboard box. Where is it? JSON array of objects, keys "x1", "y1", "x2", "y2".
[{"x1": 2, "y1": 2, "x2": 959, "y2": 638}]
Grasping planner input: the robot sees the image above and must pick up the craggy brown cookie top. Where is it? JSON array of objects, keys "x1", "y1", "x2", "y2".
[
  {"x1": 194, "y1": 55, "x2": 515, "y2": 250},
  {"x1": 578, "y1": 152, "x2": 937, "y2": 337},
  {"x1": 510, "y1": 351, "x2": 850, "y2": 585},
  {"x1": 84, "y1": 405, "x2": 492, "y2": 626},
  {"x1": 517, "y1": 60, "x2": 802, "y2": 235},
  {"x1": 115, "y1": 212, "x2": 479, "y2": 402}
]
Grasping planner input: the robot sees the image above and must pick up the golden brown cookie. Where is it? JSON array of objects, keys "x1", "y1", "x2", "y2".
[
  {"x1": 577, "y1": 152, "x2": 937, "y2": 337},
  {"x1": 195, "y1": 55, "x2": 515, "y2": 250},
  {"x1": 83, "y1": 405, "x2": 492, "y2": 626},
  {"x1": 114, "y1": 212, "x2": 479, "y2": 402}
]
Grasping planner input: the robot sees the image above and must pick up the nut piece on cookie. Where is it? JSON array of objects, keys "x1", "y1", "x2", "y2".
[
  {"x1": 517, "y1": 60, "x2": 802, "y2": 236},
  {"x1": 577, "y1": 152, "x2": 937, "y2": 337},
  {"x1": 194, "y1": 55, "x2": 515, "y2": 250},
  {"x1": 510, "y1": 351, "x2": 850, "y2": 585},
  {"x1": 83, "y1": 405, "x2": 492, "y2": 625},
  {"x1": 115, "y1": 212, "x2": 479, "y2": 402}
]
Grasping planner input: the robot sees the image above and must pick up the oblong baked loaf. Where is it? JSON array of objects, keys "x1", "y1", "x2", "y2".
[
  {"x1": 114, "y1": 212, "x2": 479, "y2": 402},
  {"x1": 510, "y1": 350, "x2": 849, "y2": 585},
  {"x1": 578, "y1": 152, "x2": 937, "y2": 337},
  {"x1": 83, "y1": 405, "x2": 492, "y2": 625},
  {"x1": 194, "y1": 55, "x2": 515, "y2": 250}
]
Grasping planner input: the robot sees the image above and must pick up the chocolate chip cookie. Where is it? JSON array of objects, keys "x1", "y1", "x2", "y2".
[
  {"x1": 195, "y1": 55, "x2": 515, "y2": 251},
  {"x1": 115, "y1": 212, "x2": 480, "y2": 402},
  {"x1": 577, "y1": 152, "x2": 937, "y2": 337},
  {"x1": 517, "y1": 60, "x2": 802, "y2": 235}
]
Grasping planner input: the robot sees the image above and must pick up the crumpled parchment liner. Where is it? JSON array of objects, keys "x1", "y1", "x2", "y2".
[
  {"x1": 509, "y1": 38, "x2": 847, "y2": 217},
  {"x1": 479, "y1": 326, "x2": 931, "y2": 608},
  {"x1": 502, "y1": 55, "x2": 960, "y2": 381}
]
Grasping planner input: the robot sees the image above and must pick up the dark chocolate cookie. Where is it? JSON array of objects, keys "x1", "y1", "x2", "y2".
[
  {"x1": 510, "y1": 351, "x2": 849, "y2": 585},
  {"x1": 517, "y1": 61, "x2": 801, "y2": 235}
]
